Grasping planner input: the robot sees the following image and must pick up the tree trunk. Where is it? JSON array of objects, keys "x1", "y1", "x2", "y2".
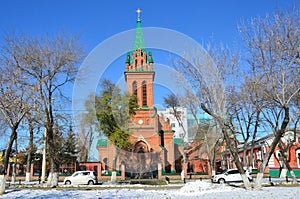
[
  {"x1": 288, "y1": 170, "x2": 297, "y2": 183},
  {"x1": 278, "y1": 143, "x2": 297, "y2": 183},
  {"x1": 250, "y1": 146, "x2": 254, "y2": 170},
  {"x1": 170, "y1": 106, "x2": 188, "y2": 177},
  {"x1": 250, "y1": 110, "x2": 260, "y2": 170},
  {"x1": 222, "y1": 128, "x2": 252, "y2": 190},
  {"x1": 47, "y1": 172, "x2": 59, "y2": 188},
  {"x1": 0, "y1": 126, "x2": 18, "y2": 194},
  {"x1": 113, "y1": 148, "x2": 120, "y2": 171},
  {"x1": 46, "y1": 124, "x2": 59, "y2": 187},
  {"x1": 11, "y1": 132, "x2": 18, "y2": 184},
  {"x1": 11, "y1": 164, "x2": 16, "y2": 183},
  {"x1": 204, "y1": 132, "x2": 214, "y2": 176},
  {"x1": 25, "y1": 172, "x2": 30, "y2": 183},
  {"x1": 255, "y1": 106, "x2": 290, "y2": 189},
  {"x1": 243, "y1": 147, "x2": 248, "y2": 169},
  {"x1": 0, "y1": 175, "x2": 6, "y2": 195},
  {"x1": 241, "y1": 173, "x2": 251, "y2": 189},
  {"x1": 254, "y1": 135, "x2": 281, "y2": 189},
  {"x1": 255, "y1": 139, "x2": 288, "y2": 188},
  {"x1": 282, "y1": 155, "x2": 297, "y2": 183},
  {"x1": 255, "y1": 172, "x2": 264, "y2": 189},
  {"x1": 211, "y1": 140, "x2": 218, "y2": 176},
  {"x1": 47, "y1": 158, "x2": 59, "y2": 188},
  {"x1": 84, "y1": 147, "x2": 89, "y2": 162},
  {"x1": 26, "y1": 119, "x2": 34, "y2": 182},
  {"x1": 182, "y1": 151, "x2": 187, "y2": 175},
  {"x1": 255, "y1": 151, "x2": 269, "y2": 190},
  {"x1": 201, "y1": 104, "x2": 252, "y2": 190}
]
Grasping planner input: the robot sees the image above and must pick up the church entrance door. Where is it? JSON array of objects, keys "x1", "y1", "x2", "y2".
[{"x1": 131, "y1": 141, "x2": 154, "y2": 179}]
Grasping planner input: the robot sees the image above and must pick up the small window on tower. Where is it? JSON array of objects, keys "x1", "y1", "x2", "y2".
[{"x1": 142, "y1": 81, "x2": 147, "y2": 106}]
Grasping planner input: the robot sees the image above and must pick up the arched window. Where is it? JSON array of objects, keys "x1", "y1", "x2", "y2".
[
  {"x1": 159, "y1": 130, "x2": 164, "y2": 147},
  {"x1": 132, "y1": 81, "x2": 137, "y2": 96},
  {"x1": 296, "y1": 149, "x2": 300, "y2": 168},
  {"x1": 142, "y1": 81, "x2": 147, "y2": 106}
]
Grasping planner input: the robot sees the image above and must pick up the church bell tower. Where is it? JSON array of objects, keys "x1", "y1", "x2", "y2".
[
  {"x1": 97, "y1": 9, "x2": 177, "y2": 178},
  {"x1": 124, "y1": 9, "x2": 156, "y2": 127}
]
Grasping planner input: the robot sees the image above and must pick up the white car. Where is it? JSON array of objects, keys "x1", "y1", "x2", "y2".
[
  {"x1": 63, "y1": 171, "x2": 98, "y2": 185},
  {"x1": 211, "y1": 169, "x2": 252, "y2": 184}
]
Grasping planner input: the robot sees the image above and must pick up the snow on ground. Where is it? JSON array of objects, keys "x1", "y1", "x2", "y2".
[{"x1": 0, "y1": 180, "x2": 299, "y2": 199}]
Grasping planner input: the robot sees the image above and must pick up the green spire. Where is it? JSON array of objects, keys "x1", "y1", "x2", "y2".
[{"x1": 133, "y1": 8, "x2": 145, "y2": 51}]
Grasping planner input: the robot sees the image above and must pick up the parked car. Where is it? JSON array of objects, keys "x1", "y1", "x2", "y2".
[
  {"x1": 211, "y1": 169, "x2": 252, "y2": 184},
  {"x1": 64, "y1": 171, "x2": 98, "y2": 185}
]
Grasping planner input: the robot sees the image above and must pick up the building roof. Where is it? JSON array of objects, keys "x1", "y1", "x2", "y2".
[
  {"x1": 174, "y1": 138, "x2": 184, "y2": 146},
  {"x1": 133, "y1": 9, "x2": 145, "y2": 51},
  {"x1": 97, "y1": 139, "x2": 108, "y2": 147}
]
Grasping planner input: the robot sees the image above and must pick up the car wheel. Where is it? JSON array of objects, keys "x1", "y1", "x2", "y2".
[
  {"x1": 88, "y1": 180, "x2": 94, "y2": 185},
  {"x1": 218, "y1": 178, "x2": 226, "y2": 184},
  {"x1": 65, "y1": 180, "x2": 71, "y2": 185}
]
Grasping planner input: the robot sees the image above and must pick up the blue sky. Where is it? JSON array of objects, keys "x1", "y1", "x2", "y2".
[
  {"x1": 1, "y1": 0, "x2": 297, "y2": 52},
  {"x1": 0, "y1": 0, "x2": 298, "y2": 156},
  {"x1": 1, "y1": 1, "x2": 298, "y2": 104}
]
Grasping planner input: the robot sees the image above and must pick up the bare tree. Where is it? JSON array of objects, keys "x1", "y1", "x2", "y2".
[
  {"x1": 0, "y1": 62, "x2": 30, "y2": 194},
  {"x1": 2, "y1": 33, "x2": 84, "y2": 187},
  {"x1": 77, "y1": 114, "x2": 94, "y2": 162},
  {"x1": 173, "y1": 7, "x2": 300, "y2": 190},
  {"x1": 163, "y1": 94, "x2": 188, "y2": 176},
  {"x1": 76, "y1": 93, "x2": 98, "y2": 162},
  {"x1": 25, "y1": 116, "x2": 34, "y2": 182},
  {"x1": 175, "y1": 43, "x2": 253, "y2": 190},
  {"x1": 178, "y1": 90, "x2": 221, "y2": 176},
  {"x1": 239, "y1": 8, "x2": 300, "y2": 189},
  {"x1": 23, "y1": 97, "x2": 42, "y2": 182},
  {"x1": 226, "y1": 78, "x2": 262, "y2": 171}
]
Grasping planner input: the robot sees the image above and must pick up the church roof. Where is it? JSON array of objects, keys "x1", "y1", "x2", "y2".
[
  {"x1": 174, "y1": 138, "x2": 184, "y2": 146},
  {"x1": 97, "y1": 139, "x2": 108, "y2": 147},
  {"x1": 133, "y1": 8, "x2": 145, "y2": 51}
]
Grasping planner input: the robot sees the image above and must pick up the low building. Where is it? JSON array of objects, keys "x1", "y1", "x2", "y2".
[{"x1": 220, "y1": 130, "x2": 300, "y2": 177}]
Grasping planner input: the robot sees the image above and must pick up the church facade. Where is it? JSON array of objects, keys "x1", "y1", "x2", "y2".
[{"x1": 97, "y1": 11, "x2": 183, "y2": 178}]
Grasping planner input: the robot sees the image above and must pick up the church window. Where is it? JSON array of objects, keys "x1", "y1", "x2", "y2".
[
  {"x1": 132, "y1": 81, "x2": 137, "y2": 96},
  {"x1": 160, "y1": 130, "x2": 164, "y2": 147},
  {"x1": 142, "y1": 81, "x2": 147, "y2": 106}
]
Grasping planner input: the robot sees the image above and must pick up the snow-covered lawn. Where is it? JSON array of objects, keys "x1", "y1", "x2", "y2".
[{"x1": 1, "y1": 180, "x2": 299, "y2": 199}]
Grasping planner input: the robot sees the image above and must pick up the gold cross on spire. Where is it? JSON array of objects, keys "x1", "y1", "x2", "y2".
[{"x1": 136, "y1": 8, "x2": 142, "y2": 19}]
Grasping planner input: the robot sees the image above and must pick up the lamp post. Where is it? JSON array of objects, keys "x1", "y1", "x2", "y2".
[
  {"x1": 41, "y1": 127, "x2": 47, "y2": 182},
  {"x1": 41, "y1": 98, "x2": 53, "y2": 183}
]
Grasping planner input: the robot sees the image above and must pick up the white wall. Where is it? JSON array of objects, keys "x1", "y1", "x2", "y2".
[{"x1": 157, "y1": 107, "x2": 188, "y2": 142}]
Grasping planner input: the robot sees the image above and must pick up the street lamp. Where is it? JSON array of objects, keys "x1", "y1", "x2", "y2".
[
  {"x1": 41, "y1": 98, "x2": 54, "y2": 182},
  {"x1": 41, "y1": 127, "x2": 47, "y2": 182}
]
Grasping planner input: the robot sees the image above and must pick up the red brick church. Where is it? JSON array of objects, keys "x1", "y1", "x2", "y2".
[{"x1": 97, "y1": 10, "x2": 183, "y2": 178}]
